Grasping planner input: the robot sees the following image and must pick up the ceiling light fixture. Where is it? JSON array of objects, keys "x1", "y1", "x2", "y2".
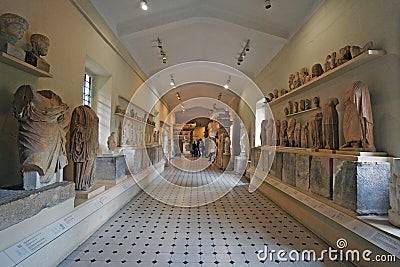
[
  {"x1": 237, "y1": 39, "x2": 250, "y2": 66},
  {"x1": 170, "y1": 75, "x2": 175, "y2": 87},
  {"x1": 157, "y1": 37, "x2": 167, "y2": 64},
  {"x1": 176, "y1": 92, "x2": 181, "y2": 100},
  {"x1": 141, "y1": 0, "x2": 148, "y2": 11},
  {"x1": 265, "y1": 0, "x2": 272, "y2": 9},
  {"x1": 223, "y1": 76, "x2": 231, "y2": 89},
  {"x1": 218, "y1": 93, "x2": 222, "y2": 100}
]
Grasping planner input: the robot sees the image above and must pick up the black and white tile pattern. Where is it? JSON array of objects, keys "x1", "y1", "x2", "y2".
[{"x1": 60, "y1": 159, "x2": 343, "y2": 267}]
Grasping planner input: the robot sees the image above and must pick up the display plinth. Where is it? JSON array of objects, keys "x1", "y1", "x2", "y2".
[
  {"x1": 0, "y1": 182, "x2": 75, "y2": 231},
  {"x1": 75, "y1": 184, "x2": 105, "y2": 200},
  {"x1": 250, "y1": 147, "x2": 391, "y2": 214},
  {"x1": 23, "y1": 170, "x2": 63, "y2": 190},
  {"x1": 234, "y1": 155, "x2": 247, "y2": 174},
  {"x1": 222, "y1": 153, "x2": 231, "y2": 170},
  {"x1": 74, "y1": 184, "x2": 105, "y2": 206},
  {"x1": 94, "y1": 154, "x2": 127, "y2": 188},
  {"x1": 333, "y1": 160, "x2": 390, "y2": 214}
]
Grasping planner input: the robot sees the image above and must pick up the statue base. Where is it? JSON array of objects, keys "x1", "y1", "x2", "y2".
[
  {"x1": 1, "y1": 42, "x2": 26, "y2": 61},
  {"x1": 388, "y1": 209, "x2": 400, "y2": 227},
  {"x1": 25, "y1": 51, "x2": 38, "y2": 66},
  {"x1": 24, "y1": 51, "x2": 50, "y2": 72},
  {"x1": 234, "y1": 155, "x2": 247, "y2": 175},
  {"x1": 23, "y1": 170, "x2": 63, "y2": 190}
]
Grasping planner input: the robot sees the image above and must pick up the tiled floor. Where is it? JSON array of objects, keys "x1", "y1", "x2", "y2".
[{"x1": 59, "y1": 158, "x2": 344, "y2": 267}]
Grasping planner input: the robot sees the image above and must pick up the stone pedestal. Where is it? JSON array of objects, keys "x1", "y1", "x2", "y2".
[
  {"x1": 333, "y1": 160, "x2": 390, "y2": 214},
  {"x1": 234, "y1": 155, "x2": 247, "y2": 175},
  {"x1": 261, "y1": 147, "x2": 275, "y2": 173},
  {"x1": 222, "y1": 153, "x2": 231, "y2": 171},
  {"x1": 1, "y1": 42, "x2": 25, "y2": 61},
  {"x1": 295, "y1": 154, "x2": 311, "y2": 191},
  {"x1": 94, "y1": 154, "x2": 127, "y2": 186},
  {"x1": 282, "y1": 153, "x2": 296, "y2": 186},
  {"x1": 310, "y1": 157, "x2": 333, "y2": 199},
  {"x1": 75, "y1": 184, "x2": 106, "y2": 206},
  {"x1": 23, "y1": 170, "x2": 63, "y2": 190},
  {"x1": 389, "y1": 158, "x2": 400, "y2": 227},
  {"x1": 270, "y1": 152, "x2": 283, "y2": 180},
  {"x1": 0, "y1": 182, "x2": 75, "y2": 231},
  {"x1": 124, "y1": 148, "x2": 143, "y2": 175}
]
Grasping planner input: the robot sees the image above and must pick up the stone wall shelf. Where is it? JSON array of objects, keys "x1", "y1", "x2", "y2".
[
  {"x1": 115, "y1": 112, "x2": 155, "y2": 127},
  {"x1": 285, "y1": 107, "x2": 320, "y2": 117},
  {"x1": 0, "y1": 52, "x2": 52, "y2": 78},
  {"x1": 268, "y1": 49, "x2": 385, "y2": 106}
]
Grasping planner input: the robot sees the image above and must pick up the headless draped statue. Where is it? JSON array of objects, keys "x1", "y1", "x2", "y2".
[
  {"x1": 340, "y1": 81, "x2": 375, "y2": 151},
  {"x1": 13, "y1": 85, "x2": 69, "y2": 184},
  {"x1": 260, "y1": 119, "x2": 267, "y2": 146},
  {"x1": 70, "y1": 105, "x2": 99, "y2": 191},
  {"x1": 322, "y1": 97, "x2": 339, "y2": 150}
]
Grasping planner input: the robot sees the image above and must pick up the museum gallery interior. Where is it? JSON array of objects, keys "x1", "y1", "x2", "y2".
[{"x1": 0, "y1": 0, "x2": 399, "y2": 266}]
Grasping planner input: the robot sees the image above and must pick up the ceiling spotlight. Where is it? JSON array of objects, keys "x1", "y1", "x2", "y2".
[
  {"x1": 141, "y1": 0, "x2": 148, "y2": 11},
  {"x1": 237, "y1": 39, "x2": 250, "y2": 66},
  {"x1": 224, "y1": 76, "x2": 231, "y2": 89},
  {"x1": 157, "y1": 37, "x2": 167, "y2": 64},
  {"x1": 170, "y1": 75, "x2": 176, "y2": 86},
  {"x1": 265, "y1": 0, "x2": 271, "y2": 9},
  {"x1": 218, "y1": 93, "x2": 222, "y2": 100},
  {"x1": 157, "y1": 37, "x2": 162, "y2": 48},
  {"x1": 176, "y1": 92, "x2": 181, "y2": 100}
]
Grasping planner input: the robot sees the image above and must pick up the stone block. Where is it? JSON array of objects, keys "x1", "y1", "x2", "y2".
[
  {"x1": 333, "y1": 160, "x2": 390, "y2": 214},
  {"x1": 94, "y1": 154, "x2": 126, "y2": 182},
  {"x1": 310, "y1": 157, "x2": 333, "y2": 199},
  {"x1": 234, "y1": 156, "x2": 247, "y2": 175},
  {"x1": 295, "y1": 154, "x2": 311, "y2": 191},
  {"x1": 270, "y1": 152, "x2": 283, "y2": 180},
  {"x1": 124, "y1": 148, "x2": 143, "y2": 174},
  {"x1": 23, "y1": 169, "x2": 63, "y2": 190},
  {"x1": 282, "y1": 153, "x2": 296, "y2": 186},
  {"x1": 0, "y1": 182, "x2": 75, "y2": 231}
]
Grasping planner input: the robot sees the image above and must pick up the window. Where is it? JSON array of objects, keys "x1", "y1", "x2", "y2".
[{"x1": 82, "y1": 73, "x2": 92, "y2": 106}]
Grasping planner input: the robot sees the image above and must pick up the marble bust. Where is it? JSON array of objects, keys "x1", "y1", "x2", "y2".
[
  {"x1": 107, "y1": 132, "x2": 117, "y2": 151},
  {"x1": 31, "y1": 33, "x2": 50, "y2": 57},
  {"x1": 311, "y1": 63, "x2": 324, "y2": 78},
  {"x1": 0, "y1": 13, "x2": 29, "y2": 45}
]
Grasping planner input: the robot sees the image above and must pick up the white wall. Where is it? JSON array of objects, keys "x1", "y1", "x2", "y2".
[
  {"x1": 0, "y1": 0, "x2": 168, "y2": 187},
  {"x1": 255, "y1": 0, "x2": 400, "y2": 156}
]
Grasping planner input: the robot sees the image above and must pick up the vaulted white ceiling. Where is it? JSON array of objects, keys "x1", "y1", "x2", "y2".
[{"x1": 89, "y1": 0, "x2": 324, "y2": 78}]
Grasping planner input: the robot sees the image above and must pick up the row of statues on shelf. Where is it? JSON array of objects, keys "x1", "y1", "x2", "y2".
[
  {"x1": 284, "y1": 97, "x2": 320, "y2": 115},
  {"x1": 13, "y1": 85, "x2": 99, "y2": 191},
  {"x1": 115, "y1": 105, "x2": 156, "y2": 126},
  {"x1": 264, "y1": 41, "x2": 374, "y2": 101},
  {"x1": 261, "y1": 81, "x2": 375, "y2": 151},
  {"x1": 0, "y1": 13, "x2": 50, "y2": 72}
]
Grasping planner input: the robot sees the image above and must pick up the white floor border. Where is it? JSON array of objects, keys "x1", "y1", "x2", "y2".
[
  {"x1": 0, "y1": 161, "x2": 164, "y2": 267},
  {"x1": 248, "y1": 167, "x2": 400, "y2": 266}
]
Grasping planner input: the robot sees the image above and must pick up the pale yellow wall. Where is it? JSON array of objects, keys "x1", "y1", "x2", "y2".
[
  {"x1": 0, "y1": 0, "x2": 169, "y2": 187},
  {"x1": 255, "y1": 0, "x2": 400, "y2": 156}
]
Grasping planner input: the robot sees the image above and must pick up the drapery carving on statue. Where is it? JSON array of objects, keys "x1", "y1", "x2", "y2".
[
  {"x1": 322, "y1": 97, "x2": 339, "y2": 150},
  {"x1": 341, "y1": 81, "x2": 375, "y2": 151},
  {"x1": 70, "y1": 105, "x2": 99, "y2": 191},
  {"x1": 13, "y1": 85, "x2": 69, "y2": 182}
]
